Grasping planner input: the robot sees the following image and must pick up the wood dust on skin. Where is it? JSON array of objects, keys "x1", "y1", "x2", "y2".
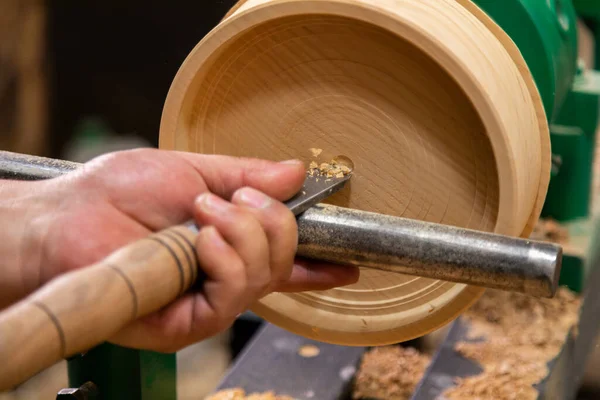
[
  {"x1": 442, "y1": 287, "x2": 581, "y2": 399},
  {"x1": 352, "y1": 346, "x2": 431, "y2": 400}
]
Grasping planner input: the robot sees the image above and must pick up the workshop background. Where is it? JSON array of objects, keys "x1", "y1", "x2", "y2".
[
  {"x1": 3, "y1": 1, "x2": 600, "y2": 400},
  {"x1": 1, "y1": 1, "x2": 243, "y2": 399}
]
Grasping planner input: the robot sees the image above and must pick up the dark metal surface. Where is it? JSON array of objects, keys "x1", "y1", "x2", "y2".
[
  {"x1": 410, "y1": 319, "x2": 483, "y2": 400},
  {"x1": 213, "y1": 323, "x2": 367, "y2": 400},
  {"x1": 566, "y1": 221, "x2": 600, "y2": 397},
  {"x1": 0, "y1": 150, "x2": 563, "y2": 296},
  {"x1": 297, "y1": 204, "x2": 562, "y2": 297},
  {"x1": 56, "y1": 381, "x2": 99, "y2": 400}
]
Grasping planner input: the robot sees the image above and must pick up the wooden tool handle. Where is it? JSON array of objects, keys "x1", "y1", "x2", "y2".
[{"x1": 0, "y1": 225, "x2": 199, "y2": 391}]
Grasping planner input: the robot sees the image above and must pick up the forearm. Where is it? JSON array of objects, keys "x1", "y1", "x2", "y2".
[{"x1": 0, "y1": 179, "x2": 47, "y2": 309}]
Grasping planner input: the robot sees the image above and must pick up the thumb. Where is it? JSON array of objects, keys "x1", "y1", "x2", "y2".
[{"x1": 177, "y1": 152, "x2": 306, "y2": 201}]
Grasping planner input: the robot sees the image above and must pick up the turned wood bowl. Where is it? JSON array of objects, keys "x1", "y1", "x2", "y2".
[{"x1": 159, "y1": 0, "x2": 550, "y2": 346}]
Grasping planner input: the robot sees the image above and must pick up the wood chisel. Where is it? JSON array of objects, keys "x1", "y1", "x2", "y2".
[
  {"x1": 183, "y1": 156, "x2": 354, "y2": 290},
  {"x1": 0, "y1": 151, "x2": 563, "y2": 391},
  {"x1": 0, "y1": 157, "x2": 355, "y2": 391}
]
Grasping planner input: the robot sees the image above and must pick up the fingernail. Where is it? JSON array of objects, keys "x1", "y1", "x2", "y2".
[
  {"x1": 196, "y1": 193, "x2": 231, "y2": 214},
  {"x1": 238, "y1": 187, "x2": 272, "y2": 208},
  {"x1": 279, "y1": 159, "x2": 304, "y2": 166}
]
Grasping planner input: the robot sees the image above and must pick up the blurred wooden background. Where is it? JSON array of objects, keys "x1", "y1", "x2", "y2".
[{"x1": 0, "y1": 0, "x2": 47, "y2": 155}]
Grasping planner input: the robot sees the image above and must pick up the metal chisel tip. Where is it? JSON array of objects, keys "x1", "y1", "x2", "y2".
[{"x1": 285, "y1": 155, "x2": 354, "y2": 215}]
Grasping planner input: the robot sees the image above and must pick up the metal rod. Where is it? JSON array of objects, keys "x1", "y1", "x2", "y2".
[
  {"x1": 297, "y1": 204, "x2": 560, "y2": 297},
  {"x1": 0, "y1": 150, "x2": 79, "y2": 180},
  {"x1": 0, "y1": 150, "x2": 562, "y2": 297}
]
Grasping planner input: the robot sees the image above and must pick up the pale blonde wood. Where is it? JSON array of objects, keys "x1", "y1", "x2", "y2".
[
  {"x1": 0, "y1": 226, "x2": 198, "y2": 391},
  {"x1": 454, "y1": 0, "x2": 551, "y2": 238},
  {"x1": 159, "y1": 0, "x2": 549, "y2": 346}
]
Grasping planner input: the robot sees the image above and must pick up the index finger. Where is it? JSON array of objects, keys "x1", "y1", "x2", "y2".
[{"x1": 177, "y1": 152, "x2": 306, "y2": 202}]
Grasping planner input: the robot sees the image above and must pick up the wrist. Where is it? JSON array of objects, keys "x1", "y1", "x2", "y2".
[{"x1": 0, "y1": 179, "x2": 50, "y2": 309}]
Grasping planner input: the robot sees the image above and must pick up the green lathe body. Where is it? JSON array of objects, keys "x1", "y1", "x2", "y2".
[{"x1": 473, "y1": 0, "x2": 579, "y2": 122}]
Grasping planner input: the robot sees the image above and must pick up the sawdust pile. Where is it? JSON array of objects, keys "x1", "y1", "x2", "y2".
[
  {"x1": 530, "y1": 217, "x2": 569, "y2": 244},
  {"x1": 352, "y1": 346, "x2": 431, "y2": 400},
  {"x1": 442, "y1": 287, "x2": 581, "y2": 399},
  {"x1": 308, "y1": 159, "x2": 351, "y2": 178},
  {"x1": 205, "y1": 388, "x2": 295, "y2": 400}
]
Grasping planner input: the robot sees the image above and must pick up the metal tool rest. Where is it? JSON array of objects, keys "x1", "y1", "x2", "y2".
[{"x1": 2, "y1": 1, "x2": 600, "y2": 399}]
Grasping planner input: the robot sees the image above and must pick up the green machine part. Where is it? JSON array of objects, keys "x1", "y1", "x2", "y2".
[
  {"x1": 475, "y1": 0, "x2": 600, "y2": 223},
  {"x1": 472, "y1": 0, "x2": 579, "y2": 122},
  {"x1": 468, "y1": 0, "x2": 582, "y2": 217},
  {"x1": 473, "y1": 0, "x2": 600, "y2": 295},
  {"x1": 66, "y1": 344, "x2": 176, "y2": 400},
  {"x1": 472, "y1": 0, "x2": 600, "y2": 296},
  {"x1": 64, "y1": 1, "x2": 600, "y2": 399}
]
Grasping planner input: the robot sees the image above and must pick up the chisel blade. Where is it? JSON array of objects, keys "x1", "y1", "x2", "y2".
[{"x1": 285, "y1": 169, "x2": 352, "y2": 215}]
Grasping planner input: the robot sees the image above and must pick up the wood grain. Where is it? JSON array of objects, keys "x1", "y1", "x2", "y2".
[
  {"x1": 0, "y1": 226, "x2": 198, "y2": 391},
  {"x1": 159, "y1": 0, "x2": 549, "y2": 345}
]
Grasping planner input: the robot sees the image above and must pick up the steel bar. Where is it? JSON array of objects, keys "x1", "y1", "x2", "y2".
[
  {"x1": 0, "y1": 150, "x2": 79, "y2": 180},
  {"x1": 297, "y1": 204, "x2": 561, "y2": 297},
  {"x1": 0, "y1": 150, "x2": 562, "y2": 297}
]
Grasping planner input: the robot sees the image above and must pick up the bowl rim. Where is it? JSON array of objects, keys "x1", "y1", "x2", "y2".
[{"x1": 158, "y1": 0, "x2": 549, "y2": 346}]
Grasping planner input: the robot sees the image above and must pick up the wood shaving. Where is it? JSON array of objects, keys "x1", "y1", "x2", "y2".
[
  {"x1": 309, "y1": 148, "x2": 323, "y2": 157},
  {"x1": 352, "y1": 346, "x2": 431, "y2": 400},
  {"x1": 444, "y1": 371, "x2": 539, "y2": 399},
  {"x1": 297, "y1": 344, "x2": 320, "y2": 358},
  {"x1": 307, "y1": 158, "x2": 351, "y2": 178},
  {"x1": 530, "y1": 217, "x2": 569, "y2": 244},
  {"x1": 442, "y1": 287, "x2": 581, "y2": 399},
  {"x1": 205, "y1": 389, "x2": 295, "y2": 400}
]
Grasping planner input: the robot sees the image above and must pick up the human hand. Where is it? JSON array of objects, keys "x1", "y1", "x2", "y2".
[{"x1": 2, "y1": 148, "x2": 359, "y2": 352}]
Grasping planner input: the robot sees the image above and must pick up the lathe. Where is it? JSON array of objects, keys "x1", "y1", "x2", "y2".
[{"x1": 1, "y1": 0, "x2": 600, "y2": 399}]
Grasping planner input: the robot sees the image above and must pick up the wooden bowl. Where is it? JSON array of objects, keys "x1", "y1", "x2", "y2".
[{"x1": 159, "y1": 0, "x2": 550, "y2": 346}]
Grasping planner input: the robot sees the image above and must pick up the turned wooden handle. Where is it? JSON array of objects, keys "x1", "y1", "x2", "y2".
[{"x1": 0, "y1": 225, "x2": 200, "y2": 390}]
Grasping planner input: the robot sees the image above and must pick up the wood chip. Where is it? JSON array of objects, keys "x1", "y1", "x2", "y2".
[
  {"x1": 206, "y1": 388, "x2": 246, "y2": 400},
  {"x1": 352, "y1": 346, "x2": 431, "y2": 400},
  {"x1": 309, "y1": 148, "x2": 323, "y2": 157},
  {"x1": 307, "y1": 158, "x2": 352, "y2": 178},
  {"x1": 442, "y1": 287, "x2": 581, "y2": 399},
  {"x1": 206, "y1": 389, "x2": 295, "y2": 400},
  {"x1": 298, "y1": 344, "x2": 320, "y2": 358}
]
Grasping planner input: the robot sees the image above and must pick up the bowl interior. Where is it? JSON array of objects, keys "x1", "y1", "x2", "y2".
[{"x1": 177, "y1": 13, "x2": 500, "y2": 336}]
